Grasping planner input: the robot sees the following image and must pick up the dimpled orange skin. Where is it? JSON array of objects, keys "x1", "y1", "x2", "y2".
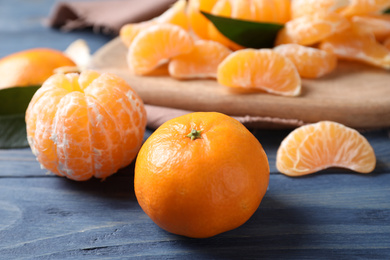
[
  {"x1": 0, "y1": 48, "x2": 76, "y2": 89},
  {"x1": 26, "y1": 71, "x2": 147, "y2": 181},
  {"x1": 134, "y1": 112, "x2": 270, "y2": 238}
]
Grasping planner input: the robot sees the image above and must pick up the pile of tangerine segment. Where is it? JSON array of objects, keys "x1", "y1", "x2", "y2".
[{"x1": 120, "y1": 0, "x2": 390, "y2": 97}]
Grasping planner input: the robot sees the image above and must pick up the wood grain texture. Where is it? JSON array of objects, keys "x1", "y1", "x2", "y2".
[
  {"x1": 1, "y1": 129, "x2": 390, "y2": 259},
  {"x1": 90, "y1": 37, "x2": 390, "y2": 129}
]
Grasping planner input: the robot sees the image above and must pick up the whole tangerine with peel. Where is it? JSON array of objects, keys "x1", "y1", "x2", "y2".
[
  {"x1": 26, "y1": 71, "x2": 147, "y2": 181},
  {"x1": 0, "y1": 48, "x2": 76, "y2": 89},
  {"x1": 134, "y1": 112, "x2": 270, "y2": 238}
]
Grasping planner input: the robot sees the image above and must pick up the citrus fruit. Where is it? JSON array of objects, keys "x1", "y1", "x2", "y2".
[
  {"x1": 351, "y1": 14, "x2": 390, "y2": 42},
  {"x1": 127, "y1": 23, "x2": 194, "y2": 75},
  {"x1": 340, "y1": 0, "x2": 390, "y2": 17},
  {"x1": 120, "y1": 0, "x2": 189, "y2": 48},
  {"x1": 187, "y1": 0, "x2": 219, "y2": 39},
  {"x1": 275, "y1": 12, "x2": 350, "y2": 46},
  {"x1": 168, "y1": 39, "x2": 232, "y2": 79},
  {"x1": 120, "y1": 21, "x2": 155, "y2": 48},
  {"x1": 276, "y1": 121, "x2": 376, "y2": 177},
  {"x1": 384, "y1": 35, "x2": 390, "y2": 49},
  {"x1": 26, "y1": 71, "x2": 147, "y2": 181},
  {"x1": 134, "y1": 112, "x2": 270, "y2": 238},
  {"x1": 319, "y1": 26, "x2": 390, "y2": 69},
  {"x1": 207, "y1": 0, "x2": 245, "y2": 50},
  {"x1": 0, "y1": 48, "x2": 76, "y2": 89},
  {"x1": 291, "y1": 0, "x2": 348, "y2": 19},
  {"x1": 252, "y1": 0, "x2": 291, "y2": 24},
  {"x1": 274, "y1": 43, "x2": 338, "y2": 78},
  {"x1": 217, "y1": 49, "x2": 301, "y2": 96}
]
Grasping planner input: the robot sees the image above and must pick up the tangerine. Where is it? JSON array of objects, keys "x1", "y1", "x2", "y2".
[
  {"x1": 274, "y1": 43, "x2": 337, "y2": 79},
  {"x1": 168, "y1": 39, "x2": 232, "y2": 79},
  {"x1": 127, "y1": 23, "x2": 194, "y2": 75},
  {"x1": 26, "y1": 71, "x2": 147, "y2": 181},
  {"x1": 0, "y1": 48, "x2": 76, "y2": 89},
  {"x1": 217, "y1": 49, "x2": 301, "y2": 96},
  {"x1": 276, "y1": 121, "x2": 376, "y2": 176},
  {"x1": 120, "y1": 0, "x2": 189, "y2": 48},
  {"x1": 275, "y1": 12, "x2": 350, "y2": 46},
  {"x1": 319, "y1": 26, "x2": 390, "y2": 69},
  {"x1": 134, "y1": 112, "x2": 270, "y2": 238}
]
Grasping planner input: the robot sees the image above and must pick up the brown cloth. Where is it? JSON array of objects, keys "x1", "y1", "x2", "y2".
[
  {"x1": 48, "y1": 0, "x2": 302, "y2": 130},
  {"x1": 48, "y1": 0, "x2": 176, "y2": 34}
]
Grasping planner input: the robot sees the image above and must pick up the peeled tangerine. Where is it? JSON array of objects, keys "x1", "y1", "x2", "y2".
[
  {"x1": 276, "y1": 121, "x2": 376, "y2": 177},
  {"x1": 26, "y1": 71, "x2": 147, "y2": 181}
]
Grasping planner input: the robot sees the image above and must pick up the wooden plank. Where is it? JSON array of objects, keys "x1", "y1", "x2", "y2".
[
  {"x1": 0, "y1": 173, "x2": 389, "y2": 258},
  {"x1": 90, "y1": 37, "x2": 390, "y2": 129},
  {"x1": 1, "y1": 128, "x2": 389, "y2": 177}
]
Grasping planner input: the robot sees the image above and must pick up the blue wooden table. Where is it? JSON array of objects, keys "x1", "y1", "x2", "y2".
[{"x1": 1, "y1": 1, "x2": 390, "y2": 259}]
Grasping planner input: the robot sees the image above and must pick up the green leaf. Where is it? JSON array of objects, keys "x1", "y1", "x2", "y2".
[
  {"x1": 384, "y1": 8, "x2": 390, "y2": 14},
  {"x1": 201, "y1": 11, "x2": 284, "y2": 49},
  {"x1": 0, "y1": 86, "x2": 40, "y2": 149}
]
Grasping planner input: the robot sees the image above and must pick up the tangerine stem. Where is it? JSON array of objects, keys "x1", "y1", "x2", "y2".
[{"x1": 186, "y1": 128, "x2": 203, "y2": 140}]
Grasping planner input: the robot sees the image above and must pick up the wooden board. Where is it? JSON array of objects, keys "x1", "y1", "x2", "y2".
[{"x1": 90, "y1": 37, "x2": 390, "y2": 129}]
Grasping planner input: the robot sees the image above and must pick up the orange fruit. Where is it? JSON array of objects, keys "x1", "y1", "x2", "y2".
[
  {"x1": 252, "y1": 0, "x2": 291, "y2": 24},
  {"x1": 168, "y1": 39, "x2": 232, "y2": 79},
  {"x1": 275, "y1": 12, "x2": 350, "y2": 46},
  {"x1": 273, "y1": 43, "x2": 338, "y2": 78},
  {"x1": 187, "y1": 0, "x2": 219, "y2": 39},
  {"x1": 319, "y1": 26, "x2": 390, "y2": 69},
  {"x1": 25, "y1": 71, "x2": 147, "y2": 181},
  {"x1": 291, "y1": 0, "x2": 348, "y2": 19},
  {"x1": 120, "y1": 0, "x2": 189, "y2": 48},
  {"x1": 120, "y1": 21, "x2": 154, "y2": 48},
  {"x1": 276, "y1": 121, "x2": 376, "y2": 177},
  {"x1": 154, "y1": 0, "x2": 189, "y2": 30},
  {"x1": 207, "y1": 0, "x2": 245, "y2": 50},
  {"x1": 127, "y1": 23, "x2": 194, "y2": 75},
  {"x1": 351, "y1": 14, "x2": 390, "y2": 42},
  {"x1": 217, "y1": 49, "x2": 301, "y2": 96},
  {"x1": 134, "y1": 112, "x2": 270, "y2": 238},
  {"x1": 384, "y1": 35, "x2": 390, "y2": 49},
  {"x1": 230, "y1": 0, "x2": 255, "y2": 20},
  {"x1": 0, "y1": 48, "x2": 76, "y2": 89},
  {"x1": 340, "y1": 0, "x2": 390, "y2": 17}
]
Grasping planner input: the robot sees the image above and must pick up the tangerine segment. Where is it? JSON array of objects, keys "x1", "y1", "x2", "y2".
[
  {"x1": 26, "y1": 71, "x2": 147, "y2": 181},
  {"x1": 340, "y1": 0, "x2": 390, "y2": 17},
  {"x1": 319, "y1": 27, "x2": 390, "y2": 69},
  {"x1": 120, "y1": 21, "x2": 155, "y2": 48},
  {"x1": 134, "y1": 112, "x2": 269, "y2": 238},
  {"x1": 168, "y1": 40, "x2": 232, "y2": 79},
  {"x1": 291, "y1": 0, "x2": 349, "y2": 19},
  {"x1": 120, "y1": 0, "x2": 189, "y2": 48},
  {"x1": 276, "y1": 121, "x2": 376, "y2": 176},
  {"x1": 275, "y1": 12, "x2": 350, "y2": 46},
  {"x1": 351, "y1": 15, "x2": 390, "y2": 42},
  {"x1": 127, "y1": 24, "x2": 194, "y2": 75},
  {"x1": 217, "y1": 49, "x2": 301, "y2": 96},
  {"x1": 274, "y1": 43, "x2": 337, "y2": 78},
  {"x1": 0, "y1": 48, "x2": 76, "y2": 89},
  {"x1": 252, "y1": 0, "x2": 291, "y2": 24},
  {"x1": 188, "y1": 0, "x2": 219, "y2": 39}
]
